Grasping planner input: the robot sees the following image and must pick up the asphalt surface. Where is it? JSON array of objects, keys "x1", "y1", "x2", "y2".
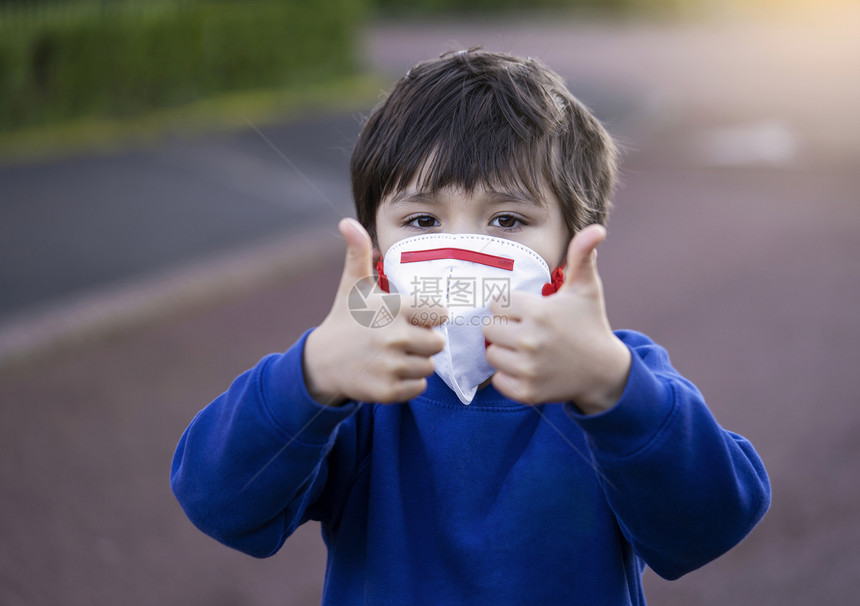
[
  {"x1": 0, "y1": 114, "x2": 359, "y2": 319},
  {"x1": 2, "y1": 10, "x2": 860, "y2": 606}
]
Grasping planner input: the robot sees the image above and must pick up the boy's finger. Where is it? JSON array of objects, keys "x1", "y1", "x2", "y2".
[
  {"x1": 336, "y1": 217, "x2": 375, "y2": 293},
  {"x1": 485, "y1": 344, "x2": 523, "y2": 377},
  {"x1": 403, "y1": 301, "x2": 448, "y2": 328},
  {"x1": 396, "y1": 354, "x2": 437, "y2": 379},
  {"x1": 404, "y1": 327, "x2": 446, "y2": 357},
  {"x1": 560, "y1": 224, "x2": 607, "y2": 291},
  {"x1": 483, "y1": 320, "x2": 523, "y2": 349},
  {"x1": 377, "y1": 378, "x2": 429, "y2": 404},
  {"x1": 488, "y1": 290, "x2": 534, "y2": 319}
]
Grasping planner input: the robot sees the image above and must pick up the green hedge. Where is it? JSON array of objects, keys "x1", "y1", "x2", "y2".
[
  {"x1": 371, "y1": 0, "x2": 690, "y2": 16},
  {"x1": 0, "y1": 0, "x2": 366, "y2": 131}
]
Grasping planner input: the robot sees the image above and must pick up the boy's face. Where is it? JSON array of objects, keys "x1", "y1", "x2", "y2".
[{"x1": 374, "y1": 181, "x2": 570, "y2": 269}]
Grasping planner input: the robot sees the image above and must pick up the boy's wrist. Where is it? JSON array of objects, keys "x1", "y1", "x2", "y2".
[
  {"x1": 573, "y1": 338, "x2": 632, "y2": 415},
  {"x1": 303, "y1": 328, "x2": 348, "y2": 407}
]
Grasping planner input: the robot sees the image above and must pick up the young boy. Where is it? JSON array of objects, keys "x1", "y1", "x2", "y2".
[{"x1": 171, "y1": 49, "x2": 770, "y2": 604}]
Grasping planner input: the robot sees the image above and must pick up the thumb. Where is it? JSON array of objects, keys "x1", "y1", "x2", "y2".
[
  {"x1": 560, "y1": 224, "x2": 607, "y2": 291},
  {"x1": 337, "y1": 217, "x2": 374, "y2": 291}
]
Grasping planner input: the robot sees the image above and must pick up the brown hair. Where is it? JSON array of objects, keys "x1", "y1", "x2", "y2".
[{"x1": 350, "y1": 48, "x2": 619, "y2": 242}]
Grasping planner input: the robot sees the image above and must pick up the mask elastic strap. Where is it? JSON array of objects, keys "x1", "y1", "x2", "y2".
[
  {"x1": 375, "y1": 259, "x2": 390, "y2": 293},
  {"x1": 541, "y1": 263, "x2": 566, "y2": 296}
]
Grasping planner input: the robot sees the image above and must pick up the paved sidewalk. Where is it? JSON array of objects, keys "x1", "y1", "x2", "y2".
[{"x1": 2, "y1": 11, "x2": 860, "y2": 606}]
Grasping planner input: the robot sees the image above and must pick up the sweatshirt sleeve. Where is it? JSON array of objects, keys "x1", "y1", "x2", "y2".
[
  {"x1": 565, "y1": 330, "x2": 771, "y2": 580},
  {"x1": 170, "y1": 329, "x2": 358, "y2": 558}
]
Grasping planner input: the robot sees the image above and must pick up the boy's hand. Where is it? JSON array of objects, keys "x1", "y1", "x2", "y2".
[
  {"x1": 303, "y1": 218, "x2": 447, "y2": 406},
  {"x1": 483, "y1": 225, "x2": 631, "y2": 414}
]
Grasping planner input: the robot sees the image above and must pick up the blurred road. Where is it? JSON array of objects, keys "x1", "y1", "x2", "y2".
[
  {"x1": 2, "y1": 7, "x2": 860, "y2": 606},
  {"x1": 0, "y1": 114, "x2": 361, "y2": 362},
  {"x1": 0, "y1": 115, "x2": 358, "y2": 317}
]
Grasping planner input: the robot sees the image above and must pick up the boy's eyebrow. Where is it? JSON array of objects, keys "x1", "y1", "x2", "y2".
[
  {"x1": 385, "y1": 190, "x2": 438, "y2": 207},
  {"x1": 482, "y1": 189, "x2": 546, "y2": 208}
]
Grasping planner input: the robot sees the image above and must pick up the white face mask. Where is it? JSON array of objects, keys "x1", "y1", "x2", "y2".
[{"x1": 379, "y1": 233, "x2": 563, "y2": 405}]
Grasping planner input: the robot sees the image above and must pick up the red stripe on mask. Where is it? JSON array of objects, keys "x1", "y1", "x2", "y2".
[{"x1": 400, "y1": 248, "x2": 514, "y2": 270}]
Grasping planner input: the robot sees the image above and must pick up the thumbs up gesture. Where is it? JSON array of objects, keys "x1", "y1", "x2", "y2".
[
  {"x1": 303, "y1": 218, "x2": 447, "y2": 406},
  {"x1": 483, "y1": 225, "x2": 631, "y2": 413}
]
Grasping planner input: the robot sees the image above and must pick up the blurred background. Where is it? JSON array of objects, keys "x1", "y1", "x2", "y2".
[{"x1": 1, "y1": 0, "x2": 858, "y2": 604}]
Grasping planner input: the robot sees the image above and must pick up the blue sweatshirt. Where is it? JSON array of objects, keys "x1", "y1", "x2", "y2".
[{"x1": 171, "y1": 329, "x2": 770, "y2": 605}]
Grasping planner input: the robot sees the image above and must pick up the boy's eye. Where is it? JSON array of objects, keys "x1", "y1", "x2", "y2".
[
  {"x1": 406, "y1": 215, "x2": 440, "y2": 229},
  {"x1": 491, "y1": 214, "x2": 523, "y2": 229}
]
